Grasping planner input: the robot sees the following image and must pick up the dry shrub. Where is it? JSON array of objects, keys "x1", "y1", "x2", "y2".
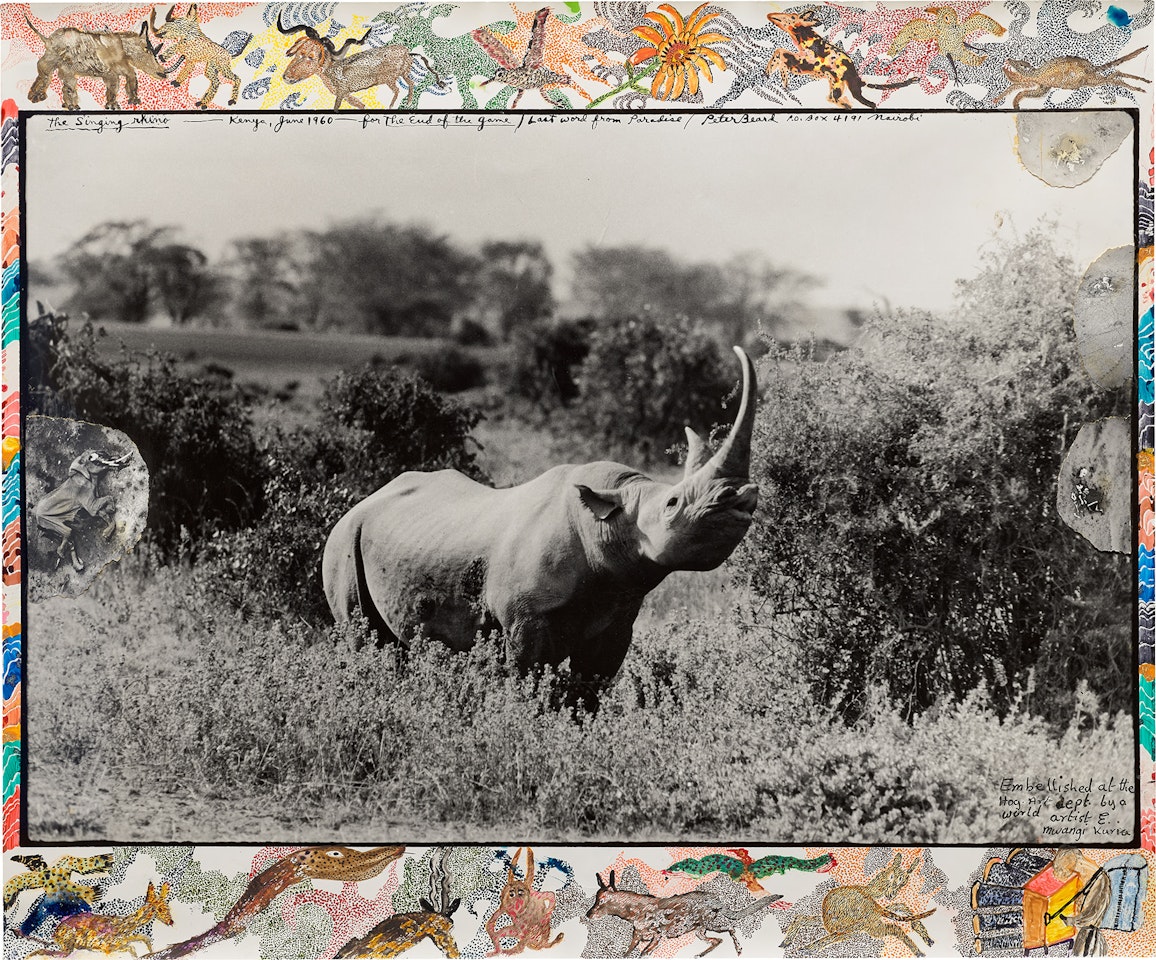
[{"x1": 30, "y1": 562, "x2": 1133, "y2": 843}]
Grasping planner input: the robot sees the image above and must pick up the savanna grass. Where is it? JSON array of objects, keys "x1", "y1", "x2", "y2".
[{"x1": 27, "y1": 559, "x2": 1134, "y2": 844}]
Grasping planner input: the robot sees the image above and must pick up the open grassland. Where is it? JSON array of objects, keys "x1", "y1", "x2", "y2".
[
  {"x1": 28, "y1": 557, "x2": 1134, "y2": 845},
  {"x1": 89, "y1": 322, "x2": 507, "y2": 401}
]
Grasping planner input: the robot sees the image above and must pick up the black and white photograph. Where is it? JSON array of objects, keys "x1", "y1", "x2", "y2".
[{"x1": 21, "y1": 108, "x2": 1138, "y2": 845}]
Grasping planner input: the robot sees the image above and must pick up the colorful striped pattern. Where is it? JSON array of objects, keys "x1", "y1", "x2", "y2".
[
  {"x1": 0, "y1": 5, "x2": 1152, "y2": 953},
  {"x1": 1, "y1": 95, "x2": 18, "y2": 850}
]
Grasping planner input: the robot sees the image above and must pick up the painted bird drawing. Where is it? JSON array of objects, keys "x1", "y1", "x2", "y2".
[
  {"x1": 471, "y1": 7, "x2": 569, "y2": 106},
  {"x1": 664, "y1": 850, "x2": 836, "y2": 895},
  {"x1": 889, "y1": 6, "x2": 1006, "y2": 81}
]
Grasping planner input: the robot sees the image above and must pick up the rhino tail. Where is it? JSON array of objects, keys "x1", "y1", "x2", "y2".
[
  {"x1": 351, "y1": 523, "x2": 396, "y2": 645},
  {"x1": 25, "y1": 12, "x2": 49, "y2": 44}
]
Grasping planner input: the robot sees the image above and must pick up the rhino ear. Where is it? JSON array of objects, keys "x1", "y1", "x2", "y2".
[{"x1": 576, "y1": 485, "x2": 623, "y2": 521}]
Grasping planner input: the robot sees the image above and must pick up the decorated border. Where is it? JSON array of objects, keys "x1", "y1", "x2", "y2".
[{"x1": 2, "y1": 2, "x2": 1154, "y2": 957}]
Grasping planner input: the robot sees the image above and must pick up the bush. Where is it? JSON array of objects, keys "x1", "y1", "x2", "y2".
[
  {"x1": 318, "y1": 363, "x2": 487, "y2": 490},
  {"x1": 509, "y1": 318, "x2": 594, "y2": 408},
  {"x1": 573, "y1": 315, "x2": 734, "y2": 462},
  {"x1": 394, "y1": 347, "x2": 487, "y2": 394},
  {"x1": 26, "y1": 313, "x2": 266, "y2": 554},
  {"x1": 735, "y1": 230, "x2": 1131, "y2": 722},
  {"x1": 211, "y1": 364, "x2": 487, "y2": 621},
  {"x1": 451, "y1": 317, "x2": 493, "y2": 346}
]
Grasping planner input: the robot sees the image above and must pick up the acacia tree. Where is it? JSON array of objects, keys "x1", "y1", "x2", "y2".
[
  {"x1": 570, "y1": 245, "x2": 811, "y2": 346},
  {"x1": 736, "y1": 228, "x2": 1130, "y2": 722},
  {"x1": 149, "y1": 242, "x2": 225, "y2": 325},
  {"x1": 471, "y1": 240, "x2": 555, "y2": 340},
  {"x1": 302, "y1": 220, "x2": 479, "y2": 336},
  {"x1": 60, "y1": 221, "x2": 166, "y2": 324},
  {"x1": 59, "y1": 221, "x2": 222, "y2": 325},
  {"x1": 229, "y1": 236, "x2": 299, "y2": 329}
]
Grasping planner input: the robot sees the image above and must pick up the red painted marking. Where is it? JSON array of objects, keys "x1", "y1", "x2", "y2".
[{"x1": 3, "y1": 791, "x2": 21, "y2": 851}]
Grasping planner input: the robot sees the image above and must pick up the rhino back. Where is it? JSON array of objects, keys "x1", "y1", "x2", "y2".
[{"x1": 330, "y1": 468, "x2": 585, "y2": 648}]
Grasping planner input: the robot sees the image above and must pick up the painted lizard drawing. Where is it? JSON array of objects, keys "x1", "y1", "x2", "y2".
[{"x1": 145, "y1": 845, "x2": 404, "y2": 959}]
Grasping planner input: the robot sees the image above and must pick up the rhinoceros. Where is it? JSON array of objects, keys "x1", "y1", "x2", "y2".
[{"x1": 322, "y1": 346, "x2": 759, "y2": 691}]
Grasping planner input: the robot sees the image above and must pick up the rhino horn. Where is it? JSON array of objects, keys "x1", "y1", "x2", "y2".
[
  {"x1": 683, "y1": 426, "x2": 711, "y2": 479},
  {"x1": 699, "y1": 346, "x2": 757, "y2": 480}
]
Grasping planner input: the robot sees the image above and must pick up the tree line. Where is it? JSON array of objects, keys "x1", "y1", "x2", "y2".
[{"x1": 38, "y1": 218, "x2": 812, "y2": 346}]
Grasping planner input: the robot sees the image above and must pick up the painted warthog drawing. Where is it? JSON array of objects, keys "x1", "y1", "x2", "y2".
[
  {"x1": 323, "y1": 347, "x2": 758, "y2": 696},
  {"x1": 25, "y1": 14, "x2": 174, "y2": 110},
  {"x1": 276, "y1": 13, "x2": 445, "y2": 109},
  {"x1": 149, "y1": 4, "x2": 247, "y2": 108}
]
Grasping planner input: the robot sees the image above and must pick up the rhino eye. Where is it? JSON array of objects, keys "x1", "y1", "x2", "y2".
[{"x1": 666, "y1": 496, "x2": 678, "y2": 508}]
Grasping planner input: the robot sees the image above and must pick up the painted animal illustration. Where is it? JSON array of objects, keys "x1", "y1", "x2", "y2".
[
  {"x1": 370, "y1": 4, "x2": 511, "y2": 108},
  {"x1": 484, "y1": 847, "x2": 562, "y2": 955},
  {"x1": 888, "y1": 6, "x2": 1006, "y2": 81},
  {"x1": 25, "y1": 14, "x2": 175, "y2": 110},
  {"x1": 472, "y1": 8, "x2": 571, "y2": 107},
  {"x1": 781, "y1": 853, "x2": 935, "y2": 957},
  {"x1": 765, "y1": 10, "x2": 920, "y2": 107},
  {"x1": 276, "y1": 14, "x2": 445, "y2": 108},
  {"x1": 147, "y1": 845, "x2": 405, "y2": 960},
  {"x1": 336, "y1": 848, "x2": 462, "y2": 958},
  {"x1": 33, "y1": 449, "x2": 130, "y2": 572},
  {"x1": 26, "y1": 881, "x2": 172, "y2": 958},
  {"x1": 323, "y1": 347, "x2": 758, "y2": 704},
  {"x1": 665, "y1": 850, "x2": 835, "y2": 895},
  {"x1": 148, "y1": 4, "x2": 246, "y2": 108},
  {"x1": 5, "y1": 853, "x2": 113, "y2": 938},
  {"x1": 993, "y1": 46, "x2": 1148, "y2": 107},
  {"x1": 586, "y1": 869, "x2": 782, "y2": 956}
]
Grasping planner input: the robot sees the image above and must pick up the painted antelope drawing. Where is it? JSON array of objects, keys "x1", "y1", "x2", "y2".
[
  {"x1": 586, "y1": 870, "x2": 782, "y2": 956},
  {"x1": 781, "y1": 853, "x2": 936, "y2": 957},
  {"x1": 276, "y1": 14, "x2": 445, "y2": 108},
  {"x1": 25, "y1": 881, "x2": 172, "y2": 958},
  {"x1": 148, "y1": 4, "x2": 247, "y2": 108},
  {"x1": 25, "y1": 14, "x2": 175, "y2": 110},
  {"x1": 336, "y1": 848, "x2": 463, "y2": 958},
  {"x1": 765, "y1": 9, "x2": 919, "y2": 108},
  {"x1": 5, "y1": 853, "x2": 114, "y2": 938}
]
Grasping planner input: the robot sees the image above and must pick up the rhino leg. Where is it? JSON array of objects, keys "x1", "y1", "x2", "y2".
[
  {"x1": 29, "y1": 56, "x2": 58, "y2": 102},
  {"x1": 504, "y1": 615, "x2": 556, "y2": 669},
  {"x1": 565, "y1": 605, "x2": 641, "y2": 712}
]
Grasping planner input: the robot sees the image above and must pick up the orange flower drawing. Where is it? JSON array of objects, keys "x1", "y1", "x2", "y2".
[{"x1": 630, "y1": 3, "x2": 728, "y2": 100}]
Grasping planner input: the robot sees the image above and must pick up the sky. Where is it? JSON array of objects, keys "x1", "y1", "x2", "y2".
[{"x1": 24, "y1": 109, "x2": 1134, "y2": 314}]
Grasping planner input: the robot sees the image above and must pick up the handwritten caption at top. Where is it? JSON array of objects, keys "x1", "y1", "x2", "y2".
[
  {"x1": 42, "y1": 111, "x2": 922, "y2": 136},
  {"x1": 45, "y1": 115, "x2": 172, "y2": 134}
]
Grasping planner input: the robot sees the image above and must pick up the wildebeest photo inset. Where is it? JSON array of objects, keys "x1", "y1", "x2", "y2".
[{"x1": 22, "y1": 109, "x2": 1137, "y2": 844}]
